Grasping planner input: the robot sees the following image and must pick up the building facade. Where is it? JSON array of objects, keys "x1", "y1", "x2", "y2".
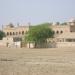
[
  {"x1": 0, "y1": 23, "x2": 29, "y2": 48},
  {"x1": 48, "y1": 18, "x2": 75, "y2": 48},
  {"x1": 0, "y1": 18, "x2": 75, "y2": 48},
  {"x1": 3, "y1": 23, "x2": 29, "y2": 38}
]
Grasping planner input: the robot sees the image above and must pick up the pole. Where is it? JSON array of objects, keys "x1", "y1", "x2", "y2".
[
  {"x1": 2, "y1": 25, "x2": 3, "y2": 31},
  {"x1": 28, "y1": 22, "x2": 31, "y2": 48}
]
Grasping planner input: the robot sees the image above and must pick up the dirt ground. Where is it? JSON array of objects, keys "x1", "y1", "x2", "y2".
[{"x1": 0, "y1": 47, "x2": 75, "y2": 75}]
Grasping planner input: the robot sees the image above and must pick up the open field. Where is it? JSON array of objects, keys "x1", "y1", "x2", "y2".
[{"x1": 0, "y1": 47, "x2": 75, "y2": 75}]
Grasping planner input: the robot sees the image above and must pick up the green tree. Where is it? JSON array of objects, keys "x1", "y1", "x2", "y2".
[
  {"x1": 0, "y1": 30, "x2": 5, "y2": 40},
  {"x1": 24, "y1": 23, "x2": 54, "y2": 48},
  {"x1": 61, "y1": 22, "x2": 67, "y2": 25},
  {"x1": 56, "y1": 22, "x2": 60, "y2": 25}
]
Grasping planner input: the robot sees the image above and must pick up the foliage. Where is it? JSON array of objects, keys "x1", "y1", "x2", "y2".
[
  {"x1": 61, "y1": 22, "x2": 67, "y2": 25},
  {"x1": 24, "y1": 23, "x2": 54, "y2": 44},
  {"x1": 0, "y1": 30, "x2": 5, "y2": 40},
  {"x1": 56, "y1": 22, "x2": 60, "y2": 25}
]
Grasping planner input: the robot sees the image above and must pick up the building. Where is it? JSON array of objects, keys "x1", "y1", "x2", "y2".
[
  {"x1": 56, "y1": 33, "x2": 75, "y2": 47},
  {"x1": 0, "y1": 18, "x2": 75, "y2": 48},
  {"x1": 0, "y1": 23, "x2": 29, "y2": 48},
  {"x1": 48, "y1": 18, "x2": 75, "y2": 48},
  {"x1": 3, "y1": 23, "x2": 29, "y2": 38}
]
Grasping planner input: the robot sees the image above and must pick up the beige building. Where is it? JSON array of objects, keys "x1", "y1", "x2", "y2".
[
  {"x1": 0, "y1": 23, "x2": 29, "y2": 48},
  {"x1": 3, "y1": 23, "x2": 29, "y2": 38},
  {"x1": 48, "y1": 18, "x2": 75, "y2": 48},
  {"x1": 0, "y1": 18, "x2": 75, "y2": 48},
  {"x1": 56, "y1": 33, "x2": 75, "y2": 47}
]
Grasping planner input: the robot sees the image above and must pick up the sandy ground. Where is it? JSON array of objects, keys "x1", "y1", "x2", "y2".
[{"x1": 0, "y1": 47, "x2": 75, "y2": 75}]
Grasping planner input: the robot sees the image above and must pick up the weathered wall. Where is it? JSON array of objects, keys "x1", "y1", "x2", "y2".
[{"x1": 56, "y1": 42, "x2": 75, "y2": 47}]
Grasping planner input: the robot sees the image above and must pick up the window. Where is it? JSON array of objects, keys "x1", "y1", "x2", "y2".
[
  {"x1": 60, "y1": 31, "x2": 63, "y2": 34},
  {"x1": 56, "y1": 31, "x2": 59, "y2": 34},
  {"x1": 7, "y1": 32, "x2": 9, "y2": 35},
  {"x1": 13, "y1": 32, "x2": 15, "y2": 35},
  {"x1": 10, "y1": 32, "x2": 12, "y2": 35},
  {"x1": 66, "y1": 39, "x2": 73, "y2": 42},
  {"x1": 19, "y1": 32, "x2": 21, "y2": 34},
  {"x1": 22, "y1": 31, "x2": 24, "y2": 35}
]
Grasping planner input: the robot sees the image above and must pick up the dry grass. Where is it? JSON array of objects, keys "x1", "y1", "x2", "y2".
[{"x1": 0, "y1": 47, "x2": 75, "y2": 75}]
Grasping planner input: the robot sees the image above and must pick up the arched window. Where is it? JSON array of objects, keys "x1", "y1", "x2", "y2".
[
  {"x1": 60, "y1": 31, "x2": 63, "y2": 34},
  {"x1": 13, "y1": 32, "x2": 15, "y2": 35},
  {"x1": 7, "y1": 32, "x2": 9, "y2": 35},
  {"x1": 22, "y1": 31, "x2": 24, "y2": 35},
  {"x1": 16, "y1": 32, "x2": 18, "y2": 35},
  {"x1": 56, "y1": 31, "x2": 59, "y2": 34},
  {"x1": 10, "y1": 32, "x2": 12, "y2": 35},
  {"x1": 19, "y1": 32, "x2": 21, "y2": 34}
]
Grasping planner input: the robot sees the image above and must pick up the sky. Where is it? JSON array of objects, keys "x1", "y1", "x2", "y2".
[{"x1": 0, "y1": 0, "x2": 75, "y2": 28}]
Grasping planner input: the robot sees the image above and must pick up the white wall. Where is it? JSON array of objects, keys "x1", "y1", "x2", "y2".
[
  {"x1": 14, "y1": 42, "x2": 21, "y2": 48},
  {"x1": 0, "y1": 40, "x2": 6, "y2": 47},
  {"x1": 0, "y1": 37, "x2": 21, "y2": 48},
  {"x1": 56, "y1": 42, "x2": 75, "y2": 47},
  {"x1": 27, "y1": 43, "x2": 35, "y2": 48}
]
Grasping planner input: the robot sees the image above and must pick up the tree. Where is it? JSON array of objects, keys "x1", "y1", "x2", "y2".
[
  {"x1": 61, "y1": 22, "x2": 67, "y2": 25},
  {"x1": 0, "y1": 30, "x2": 5, "y2": 40},
  {"x1": 24, "y1": 23, "x2": 54, "y2": 48},
  {"x1": 56, "y1": 22, "x2": 60, "y2": 25}
]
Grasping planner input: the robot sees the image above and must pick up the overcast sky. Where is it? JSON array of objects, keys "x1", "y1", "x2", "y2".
[{"x1": 0, "y1": 0, "x2": 75, "y2": 28}]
